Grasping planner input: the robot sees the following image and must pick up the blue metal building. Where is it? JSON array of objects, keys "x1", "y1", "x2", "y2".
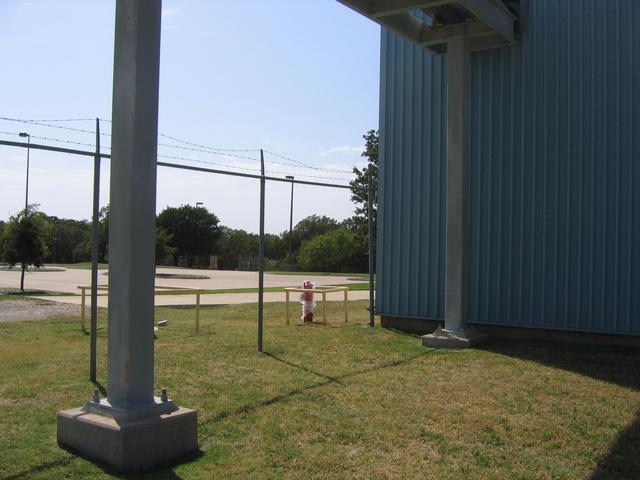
[{"x1": 348, "y1": 0, "x2": 640, "y2": 339}]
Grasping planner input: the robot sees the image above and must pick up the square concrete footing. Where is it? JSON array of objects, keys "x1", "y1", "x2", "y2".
[
  {"x1": 57, "y1": 406, "x2": 198, "y2": 472},
  {"x1": 421, "y1": 327, "x2": 487, "y2": 349}
]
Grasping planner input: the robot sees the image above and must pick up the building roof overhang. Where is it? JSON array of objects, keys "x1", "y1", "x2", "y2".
[{"x1": 338, "y1": 0, "x2": 520, "y2": 54}]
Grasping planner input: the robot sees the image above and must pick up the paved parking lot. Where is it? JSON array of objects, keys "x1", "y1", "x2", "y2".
[{"x1": 0, "y1": 267, "x2": 370, "y2": 307}]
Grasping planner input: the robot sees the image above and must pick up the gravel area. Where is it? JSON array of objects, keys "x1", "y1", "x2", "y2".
[{"x1": 0, "y1": 299, "x2": 80, "y2": 323}]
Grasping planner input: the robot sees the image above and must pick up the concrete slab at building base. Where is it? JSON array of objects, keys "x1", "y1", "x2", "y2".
[
  {"x1": 421, "y1": 327, "x2": 487, "y2": 349},
  {"x1": 57, "y1": 406, "x2": 198, "y2": 472}
]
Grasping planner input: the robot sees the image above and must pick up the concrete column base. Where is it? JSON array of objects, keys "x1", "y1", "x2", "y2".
[
  {"x1": 421, "y1": 327, "x2": 487, "y2": 349},
  {"x1": 57, "y1": 406, "x2": 198, "y2": 472}
]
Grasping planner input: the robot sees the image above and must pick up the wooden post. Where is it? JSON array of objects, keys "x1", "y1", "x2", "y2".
[
  {"x1": 285, "y1": 290, "x2": 290, "y2": 325},
  {"x1": 81, "y1": 287, "x2": 86, "y2": 331},
  {"x1": 322, "y1": 292, "x2": 327, "y2": 323},
  {"x1": 344, "y1": 289, "x2": 348, "y2": 323},
  {"x1": 195, "y1": 293, "x2": 200, "y2": 333}
]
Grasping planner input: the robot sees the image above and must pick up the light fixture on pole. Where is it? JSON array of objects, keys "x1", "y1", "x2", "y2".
[
  {"x1": 19, "y1": 132, "x2": 30, "y2": 210},
  {"x1": 195, "y1": 202, "x2": 204, "y2": 208},
  {"x1": 285, "y1": 175, "x2": 294, "y2": 260}
]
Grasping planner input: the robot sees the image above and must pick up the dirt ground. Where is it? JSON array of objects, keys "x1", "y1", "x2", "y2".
[{"x1": 0, "y1": 299, "x2": 80, "y2": 323}]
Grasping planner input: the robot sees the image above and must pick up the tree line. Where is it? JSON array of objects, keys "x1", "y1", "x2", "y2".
[{"x1": 0, "y1": 130, "x2": 378, "y2": 285}]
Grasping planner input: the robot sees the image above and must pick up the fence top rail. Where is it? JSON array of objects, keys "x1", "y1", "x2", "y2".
[
  {"x1": 77, "y1": 285, "x2": 205, "y2": 295},
  {"x1": 0, "y1": 139, "x2": 353, "y2": 190},
  {"x1": 284, "y1": 286, "x2": 349, "y2": 294},
  {"x1": 77, "y1": 285, "x2": 109, "y2": 291}
]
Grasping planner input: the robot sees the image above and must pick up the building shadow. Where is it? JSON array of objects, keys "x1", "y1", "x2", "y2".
[
  {"x1": 478, "y1": 340, "x2": 640, "y2": 391},
  {"x1": 478, "y1": 339, "x2": 640, "y2": 479},
  {"x1": 589, "y1": 416, "x2": 640, "y2": 480}
]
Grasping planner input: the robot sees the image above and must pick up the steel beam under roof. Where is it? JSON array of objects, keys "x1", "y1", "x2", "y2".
[{"x1": 338, "y1": 0, "x2": 519, "y2": 54}]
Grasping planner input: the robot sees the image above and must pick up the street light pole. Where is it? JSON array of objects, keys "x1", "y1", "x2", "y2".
[
  {"x1": 285, "y1": 175, "x2": 294, "y2": 261},
  {"x1": 19, "y1": 132, "x2": 30, "y2": 210}
]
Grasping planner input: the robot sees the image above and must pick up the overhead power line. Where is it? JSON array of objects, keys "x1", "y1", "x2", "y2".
[
  {"x1": 263, "y1": 149, "x2": 355, "y2": 174},
  {"x1": 0, "y1": 130, "x2": 107, "y2": 149},
  {"x1": 0, "y1": 138, "x2": 353, "y2": 190},
  {"x1": 158, "y1": 132, "x2": 260, "y2": 153},
  {"x1": 0, "y1": 116, "x2": 109, "y2": 137},
  {"x1": 0, "y1": 115, "x2": 358, "y2": 178},
  {"x1": 11, "y1": 117, "x2": 97, "y2": 123}
]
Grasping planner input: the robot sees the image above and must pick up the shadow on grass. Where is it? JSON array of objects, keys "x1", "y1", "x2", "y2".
[
  {"x1": 94, "y1": 449, "x2": 204, "y2": 480},
  {"x1": 204, "y1": 350, "x2": 433, "y2": 427},
  {"x1": 93, "y1": 380, "x2": 107, "y2": 396},
  {"x1": 2, "y1": 456, "x2": 76, "y2": 480},
  {"x1": 479, "y1": 339, "x2": 640, "y2": 479},
  {"x1": 2, "y1": 441, "x2": 203, "y2": 480},
  {"x1": 293, "y1": 321, "x2": 371, "y2": 330},
  {"x1": 590, "y1": 415, "x2": 640, "y2": 480},
  {"x1": 263, "y1": 352, "x2": 344, "y2": 385},
  {"x1": 478, "y1": 340, "x2": 640, "y2": 390}
]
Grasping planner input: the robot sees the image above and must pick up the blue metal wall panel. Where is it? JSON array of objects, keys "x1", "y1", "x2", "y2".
[
  {"x1": 376, "y1": 29, "x2": 446, "y2": 320},
  {"x1": 378, "y1": 0, "x2": 640, "y2": 335}
]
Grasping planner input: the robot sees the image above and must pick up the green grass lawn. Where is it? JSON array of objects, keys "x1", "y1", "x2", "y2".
[
  {"x1": 268, "y1": 271, "x2": 370, "y2": 280},
  {"x1": 47, "y1": 262, "x2": 110, "y2": 270},
  {"x1": 1, "y1": 300, "x2": 639, "y2": 479},
  {"x1": 199, "y1": 282, "x2": 370, "y2": 295}
]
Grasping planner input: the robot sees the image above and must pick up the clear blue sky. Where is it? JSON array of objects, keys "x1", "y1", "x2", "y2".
[{"x1": 0, "y1": 0, "x2": 380, "y2": 233}]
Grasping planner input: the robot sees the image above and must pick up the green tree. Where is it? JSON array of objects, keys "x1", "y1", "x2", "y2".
[
  {"x1": 265, "y1": 234, "x2": 287, "y2": 261},
  {"x1": 285, "y1": 214, "x2": 339, "y2": 257},
  {"x1": 0, "y1": 205, "x2": 52, "y2": 291},
  {"x1": 155, "y1": 227, "x2": 175, "y2": 264},
  {"x1": 97, "y1": 205, "x2": 110, "y2": 262},
  {"x1": 44, "y1": 216, "x2": 91, "y2": 263},
  {"x1": 73, "y1": 205, "x2": 110, "y2": 263},
  {"x1": 216, "y1": 227, "x2": 259, "y2": 270},
  {"x1": 349, "y1": 130, "x2": 378, "y2": 239},
  {"x1": 157, "y1": 205, "x2": 221, "y2": 267},
  {"x1": 297, "y1": 229, "x2": 363, "y2": 273}
]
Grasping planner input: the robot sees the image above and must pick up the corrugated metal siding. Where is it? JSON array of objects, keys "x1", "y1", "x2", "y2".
[
  {"x1": 378, "y1": 0, "x2": 640, "y2": 335},
  {"x1": 376, "y1": 28, "x2": 446, "y2": 320}
]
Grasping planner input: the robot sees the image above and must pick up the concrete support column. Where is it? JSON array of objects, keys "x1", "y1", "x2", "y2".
[
  {"x1": 107, "y1": 0, "x2": 162, "y2": 410},
  {"x1": 57, "y1": 1, "x2": 198, "y2": 471},
  {"x1": 422, "y1": 35, "x2": 484, "y2": 348}
]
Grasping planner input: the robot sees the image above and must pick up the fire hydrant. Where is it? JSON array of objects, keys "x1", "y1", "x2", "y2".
[{"x1": 300, "y1": 280, "x2": 315, "y2": 323}]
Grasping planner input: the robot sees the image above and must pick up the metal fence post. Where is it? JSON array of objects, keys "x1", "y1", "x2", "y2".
[
  {"x1": 368, "y1": 163, "x2": 375, "y2": 327},
  {"x1": 90, "y1": 118, "x2": 101, "y2": 382},
  {"x1": 258, "y1": 149, "x2": 265, "y2": 352}
]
